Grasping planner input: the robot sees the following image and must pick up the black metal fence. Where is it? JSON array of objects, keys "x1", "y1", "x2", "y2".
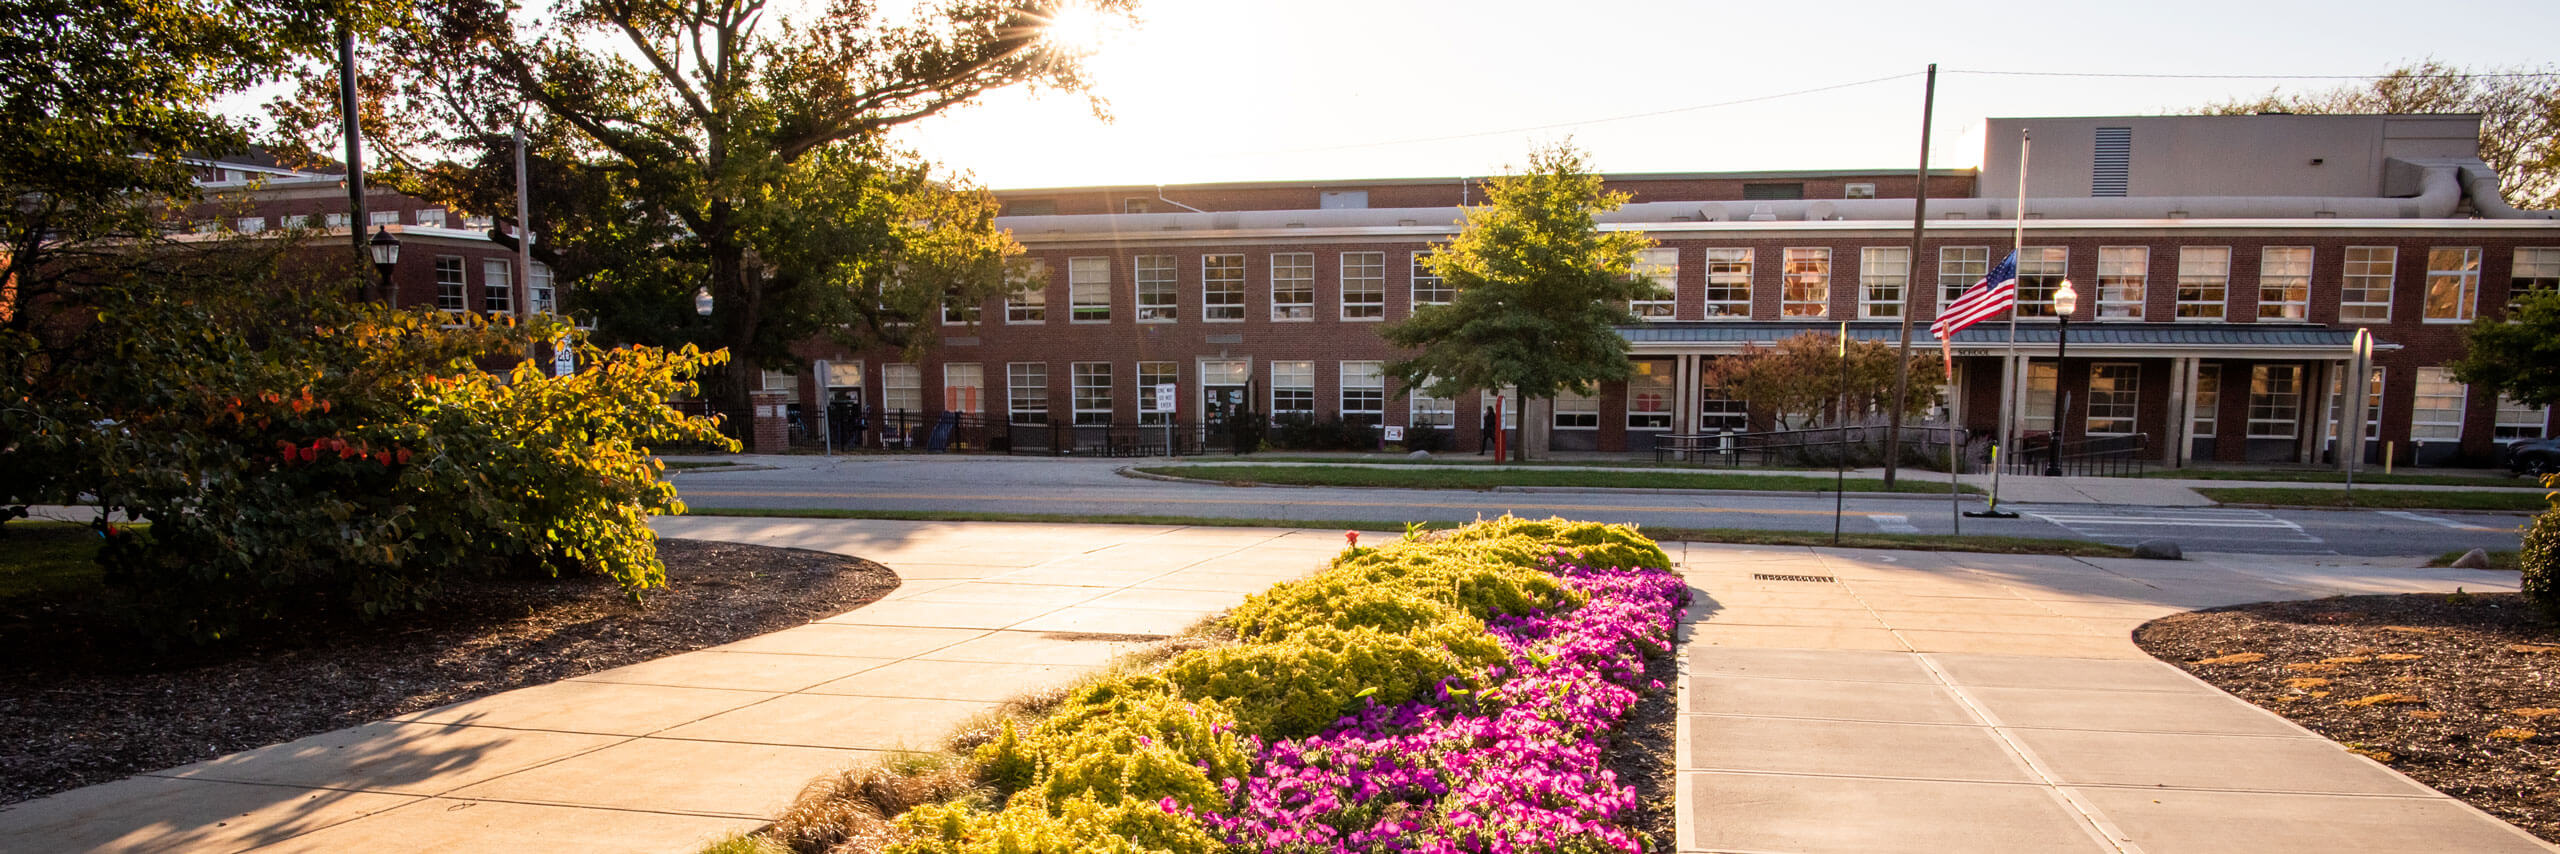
[
  {"x1": 2006, "y1": 433, "x2": 2150, "y2": 477},
  {"x1": 1654, "y1": 423, "x2": 1976, "y2": 471}
]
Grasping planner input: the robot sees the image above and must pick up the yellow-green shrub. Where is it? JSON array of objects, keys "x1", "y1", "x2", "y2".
[{"x1": 1157, "y1": 621, "x2": 1505, "y2": 738}]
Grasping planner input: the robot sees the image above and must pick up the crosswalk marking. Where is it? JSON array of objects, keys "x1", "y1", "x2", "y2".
[
  {"x1": 1867, "y1": 513, "x2": 1919, "y2": 533},
  {"x1": 2375, "y1": 510, "x2": 2506, "y2": 532},
  {"x1": 2028, "y1": 507, "x2": 2320, "y2": 544}
]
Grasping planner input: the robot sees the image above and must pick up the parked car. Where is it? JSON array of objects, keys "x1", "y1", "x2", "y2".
[{"x1": 2509, "y1": 437, "x2": 2560, "y2": 476}]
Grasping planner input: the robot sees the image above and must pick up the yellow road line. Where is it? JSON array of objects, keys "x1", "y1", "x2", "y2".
[{"x1": 678, "y1": 489, "x2": 1845, "y2": 517}]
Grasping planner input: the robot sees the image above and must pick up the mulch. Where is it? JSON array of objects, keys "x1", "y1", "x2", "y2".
[
  {"x1": 1606, "y1": 637, "x2": 1680, "y2": 850},
  {"x1": 2134, "y1": 591, "x2": 2560, "y2": 842},
  {"x1": 0, "y1": 538, "x2": 898, "y2": 806}
]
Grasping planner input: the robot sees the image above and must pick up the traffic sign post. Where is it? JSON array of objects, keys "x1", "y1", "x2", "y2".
[{"x1": 1154, "y1": 383, "x2": 1177, "y2": 456}]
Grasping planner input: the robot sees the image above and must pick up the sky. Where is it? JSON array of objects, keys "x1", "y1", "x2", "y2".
[{"x1": 887, "y1": 0, "x2": 2560, "y2": 190}]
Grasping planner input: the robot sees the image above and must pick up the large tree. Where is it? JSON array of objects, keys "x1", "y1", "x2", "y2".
[
  {"x1": 2200, "y1": 61, "x2": 2560, "y2": 209},
  {"x1": 2449, "y1": 289, "x2": 2560, "y2": 408},
  {"x1": 271, "y1": 0, "x2": 1121, "y2": 406},
  {"x1": 1382, "y1": 143, "x2": 1659, "y2": 461}
]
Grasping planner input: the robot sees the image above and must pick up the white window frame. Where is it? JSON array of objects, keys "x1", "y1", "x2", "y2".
[
  {"x1": 1007, "y1": 260, "x2": 1048, "y2": 324},
  {"x1": 1007, "y1": 362, "x2": 1049, "y2": 424},
  {"x1": 2085, "y1": 362, "x2": 2140, "y2": 436},
  {"x1": 2329, "y1": 366, "x2": 2384, "y2": 448},
  {"x1": 528, "y1": 262, "x2": 555, "y2": 314},
  {"x1": 1138, "y1": 361, "x2": 1177, "y2": 425},
  {"x1": 2411, "y1": 367, "x2": 2465, "y2": 441},
  {"x1": 1270, "y1": 252, "x2": 1315, "y2": 321},
  {"x1": 1270, "y1": 361, "x2": 1315, "y2": 415},
  {"x1": 1069, "y1": 256, "x2": 1111, "y2": 323},
  {"x1": 1704, "y1": 247, "x2": 1752, "y2": 319},
  {"x1": 1071, "y1": 362, "x2": 1114, "y2": 425},
  {"x1": 1202, "y1": 254, "x2": 1245, "y2": 322},
  {"x1": 481, "y1": 258, "x2": 514, "y2": 314},
  {"x1": 280, "y1": 213, "x2": 311, "y2": 229},
  {"x1": 1340, "y1": 251, "x2": 1385, "y2": 320},
  {"x1": 1553, "y1": 387, "x2": 1600, "y2": 430},
  {"x1": 1781, "y1": 247, "x2": 1830, "y2": 318},
  {"x1": 1938, "y1": 246, "x2": 1991, "y2": 310},
  {"x1": 2095, "y1": 246, "x2": 2147, "y2": 320},
  {"x1": 2423, "y1": 246, "x2": 2480, "y2": 324},
  {"x1": 370, "y1": 210, "x2": 400, "y2": 227},
  {"x1": 1135, "y1": 254, "x2": 1177, "y2": 322},
  {"x1": 1409, "y1": 378, "x2": 1455, "y2": 429},
  {"x1": 1630, "y1": 247, "x2": 1677, "y2": 319},
  {"x1": 2191, "y1": 365, "x2": 2221, "y2": 438},
  {"x1": 2340, "y1": 246, "x2": 2395, "y2": 323},
  {"x1": 434, "y1": 256, "x2": 466, "y2": 312},
  {"x1": 2496, "y1": 393, "x2": 2547, "y2": 442},
  {"x1": 1411, "y1": 252, "x2": 1452, "y2": 306},
  {"x1": 235, "y1": 216, "x2": 265, "y2": 234},
  {"x1": 2511, "y1": 247, "x2": 2560, "y2": 310},
  {"x1": 882, "y1": 364, "x2": 923, "y2": 415},
  {"x1": 324, "y1": 213, "x2": 351, "y2": 228},
  {"x1": 1859, "y1": 247, "x2": 1908, "y2": 320},
  {"x1": 1699, "y1": 384, "x2": 1748, "y2": 433},
  {"x1": 943, "y1": 363, "x2": 985, "y2": 413},
  {"x1": 2025, "y1": 361, "x2": 2057, "y2": 433},
  {"x1": 1628, "y1": 361, "x2": 1673, "y2": 430},
  {"x1": 2246, "y1": 365, "x2": 2302, "y2": 439},
  {"x1": 2017, "y1": 247, "x2": 2068, "y2": 319},
  {"x1": 1340, "y1": 361, "x2": 1384, "y2": 426},
  {"x1": 2175, "y1": 246, "x2": 2229, "y2": 321},
  {"x1": 2258, "y1": 246, "x2": 2311, "y2": 321},
  {"x1": 943, "y1": 288, "x2": 980, "y2": 325}
]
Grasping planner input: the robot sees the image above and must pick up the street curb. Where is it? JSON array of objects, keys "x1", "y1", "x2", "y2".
[
  {"x1": 2209, "y1": 501, "x2": 2538, "y2": 517},
  {"x1": 1117, "y1": 466, "x2": 1978, "y2": 501},
  {"x1": 665, "y1": 464, "x2": 780, "y2": 476}
]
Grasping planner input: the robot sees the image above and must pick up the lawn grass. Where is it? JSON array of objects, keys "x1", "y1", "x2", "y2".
[
  {"x1": 0, "y1": 521, "x2": 106, "y2": 601},
  {"x1": 1136, "y1": 464, "x2": 1978, "y2": 495},
  {"x1": 2148, "y1": 469, "x2": 2537, "y2": 487},
  {"x1": 1238, "y1": 454, "x2": 1757, "y2": 469},
  {"x1": 2197, "y1": 487, "x2": 2550, "y2": 512},
  {"x1": 678, "y1": 508, "x2": 2125, "y2": 556},
  {"x1": 2427, "y1": 550, "x2": 2522, "y2": 570}
]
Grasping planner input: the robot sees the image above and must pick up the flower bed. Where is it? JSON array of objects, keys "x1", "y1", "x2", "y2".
[{"x1": 732, "y1": 517, "x2": 1684, "y2": 854}]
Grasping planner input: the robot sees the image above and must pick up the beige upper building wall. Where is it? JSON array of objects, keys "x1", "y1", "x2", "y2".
[{"x1": 1981, "y1": 114, "x2": 2483, "y2": 199}]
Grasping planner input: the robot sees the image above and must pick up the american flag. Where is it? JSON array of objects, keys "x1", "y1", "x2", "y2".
[{"x1": 1930, "y1": 250, "x2": 2018, "y2": 339}]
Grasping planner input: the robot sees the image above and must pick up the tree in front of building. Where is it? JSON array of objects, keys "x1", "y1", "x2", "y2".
[
  {"x1": 2448, "y1": 289, "x2": 2560, "y2": 407},
  {"x1": 1381, "y1": 143, "x2": 1660, "y2": 461},
  {"x1": 2199, "y1": 61, "x2": 2560, "y2": 209},
  {"x1": 1701, "y1": 332, "x2": 1944, "y2": 431},
  {"x1": 270, "y1": 0, "x2": 1124, "y2": 410}
]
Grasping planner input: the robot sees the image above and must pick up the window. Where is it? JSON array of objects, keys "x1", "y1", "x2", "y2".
[
  {"x1": 761, "y1": 369, "x2": 798, "y2": 395},
  {"x1": 2095, "y1": 246, "x2": 2147, "y2": 320},
  {"x1": 415, "y1": 209, "x2": 445, "y2": 227},
  {"x1": 942, "y1": 363, "x2": 984, "y2": 413},
  {"x1": 2328, "y1": 367, "x2": 2383, "y2": 448},
  {"x1": 1743, "y1": 183, "x2": 1803, "y2": 200},
  {"x1": 2175, "y1": 247, "x2": 2228, "y2": 320},
  {"x1": 1069, "y1": 256, "x2": 1111, "y2": 322},
  {"x1": 1844, "y1": 183, "x2": 1876, "y2": 200},
  {"x1": 1135, "y1": 254, "x2": 1177, "y2": 321},
  {"x1": 1008, "y1": 260, "x2": 1048, "y2": 323},
  {"x1": 2497, "y1": 394, "x2": 2547, "y2": 441},
  {"x1": 2024, "y1": 361, "x2": 2056, "y2": 433},
  {"x1": 2424, "y1": 246, "x2": 2481, "y2": 323},
  {"x1": 1072, "y1": 362, "x2": 1113, "y2": 425},
  {"x1": 1203, "y1": 254, "x2": 1245, "y2": 321},
  {"x1": 2191, "y1": 365, "x2": 2221, "y2": 438},
  {"x1": 1628, "y1": 361, "x2": 1673, "y2": 429},
  {"x1": 1699, "y1": 384, "x2": 1748, "y2": 433},
  {"x1": 1410, "y1": 379, "x2": 1455, "y2": 428},
  {"x1": 1704, "y1": 248, "x2": 1752, "y2": 318},
  {"x1": 1138, "y1": 361, "x2": 1177, "y2": 425},
  {"x1": 1781, "y1": 248, "x2": 1830, "y2": 317},
  {"x1": 324, "y1": 213, "x2": 349, "y2": 228},
  {"x1": 464, "y1": 214, "x2": 493, "y2": 229},
  {"x1": 2513, "y1": 248, "x2": 2560, "y2": 310},
  {"x1": 1271, "y1": 361, "x2": 1314, "y2": 415},
  {"x1": 1629, "y1": 248, "x2": 1677, "y2": 319},
  {"x1": 883, "y1": 364, "x2": 922, "y2": 414},
  {"x1": 2412, "y1": 367, "x2": 2466, "y2": 441},
  {"x1": 1340, "y1": 361, "x2": 1384, "y2": 426},
  {"x1": 2086, "y1": 363, "x2": 2140, "y2": 435},
  {"x1": 1341, "y1": 252, "x2": 1385, "y2": 320},
  {"x1": 235, "y1": 216, "x2": 265, "y2": 234},
  {"x1": 435, "y1": 256, "x2": 466, "y2": 311},
  {"x1": 1412, "y1": 253, "x2": 1452, "y2": 306},
  {"x1": 1553, "y1": 388, "x2": 1599, "y2": 430},
  {"x1": 529, "y1": 262, "x2": 555, "y2": 314},
  {"x1": 1938, "y1": 246, "x2": 1991, "y2": 309},
  {"x1": 2340, "y1": 247, "x2": 2395, "y2": 322},
  {"x1": 1319, "y1": 190, "x2": 1369, "y2": 209},
  {"x1": 280, "y1": 213, "x2": 310, "y2": 229},
  {"x1": 1123, "y1": 198, "x2": 1151, "y2": 214},
  {"x1": 482, "y1": 259, "x2": 514, "y2": 313},
  {"x1": 2016, "y1": 248, "x2": 2067, "y2": 318},
  {"x1": 2258, "y1": 247, "x2": 2311, "y2": 321},
  {"x1": 370, "y1": 210, "x2": 400, "y2": 226},
  {"x1": 1859, "y1": 247, "x2": 1908, "y2": 320},
  {"x1": 1004, "y1": 198, "x2": 1056, "y2": 216},
  {"x1": 943, "y1": 288, "x2": 980, "y2": 325},
  {"x1": 2247, "y1": 365, "x2": 2301, "y2": 439},
  {"x1": 1270, "y1": 252, "x2": 1315, "y2": 320},
  {"x1": 1007, "y1": 363, "x2": 1048, "y2": 424}
]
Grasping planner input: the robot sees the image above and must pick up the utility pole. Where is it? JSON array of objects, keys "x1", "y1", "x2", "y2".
[
  {"x1": 1883, "y1": 63, "x2": 1936, "y2": 489},
  {"x1": 337, "y1": 22, "x2": 371, "y2": 299}
]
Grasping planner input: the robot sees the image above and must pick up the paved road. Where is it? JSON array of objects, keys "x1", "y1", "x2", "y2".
[{"x1": 669, "y1": 456, "x2": 2531, "y2": 558}]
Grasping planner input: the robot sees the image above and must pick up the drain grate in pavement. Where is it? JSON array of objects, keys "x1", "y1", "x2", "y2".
[{"x1": 1752, "y1": 573, "x2": 1837, "y2": 583}]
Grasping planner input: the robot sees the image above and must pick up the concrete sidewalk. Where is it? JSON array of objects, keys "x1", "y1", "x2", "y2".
[
  {"x1": 0, "y1": 518, "x2": 1350, "y2": 854},
  {"x1": 1672, "y1": 543, "x2": 2554, "y2": 853}
]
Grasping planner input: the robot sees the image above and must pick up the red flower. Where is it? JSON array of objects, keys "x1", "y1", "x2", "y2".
[
  {"x1": 297, "y1": 445, "x2": 317, "y2": 463},
  {"x1": 1345, "y1": 530, "x2": 1359, "y2": 547},
  {"x1": 395, "y1": 448, "x2": 412, "y2": 464}
]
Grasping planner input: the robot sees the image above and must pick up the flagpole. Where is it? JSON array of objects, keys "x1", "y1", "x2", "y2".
[{"x1": 1974, "y1": 128, "x2": 2030, "y2": 520}]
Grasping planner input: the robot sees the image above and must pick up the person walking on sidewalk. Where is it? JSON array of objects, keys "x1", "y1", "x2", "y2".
[{"x1": 1479, "y1": 405, "x2": 1498, "y2": 455}]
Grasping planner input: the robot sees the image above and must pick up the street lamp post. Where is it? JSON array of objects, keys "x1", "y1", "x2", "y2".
[
  {"x1": 2045, "y1": 280, "x2": 2079, "y2": 477},
  {"x1": 367, "y1": 227, "x2": 401, "y2": 300}
]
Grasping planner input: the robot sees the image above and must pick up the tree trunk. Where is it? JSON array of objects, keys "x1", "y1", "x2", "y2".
[{"x1": 704, "y1": 201, "x2": 760, "y2": 416}]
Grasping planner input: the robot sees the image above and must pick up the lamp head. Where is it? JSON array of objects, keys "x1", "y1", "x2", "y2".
[
  {"x1": 2053, "y1": 279, "x2": 2079, "y2": 317},
  {"x1": 367, "y1": 226, "x2": 400, "y2": 269}
]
